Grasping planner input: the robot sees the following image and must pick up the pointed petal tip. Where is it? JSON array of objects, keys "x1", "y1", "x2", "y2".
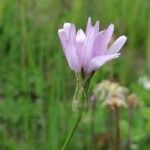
[
  {"x1": 58, "y1": 29, "x2": 64, "y2": 33},
  {"x1": 110, "y1": 23, "x2": 114, "y2": 26},
  {"x1": 76, "y1": 28, "x2": 85, "y2": 42},
  {"x1": 63, "y1": 22, "x2": 72, "y2": 29},
  {"x1": 64, "y1": 22, "x2": 71, "y2": 26},
  {"x1": 58, "y1": 30, "x2": 63, "y2": 37},
  {"x1": 78, "y1": 28, "x2": 84, "y2": 32},
  {"x1": 58, "y1": 29, "x2": 67, "y2": 41},
  {"x1": 122, "y1": 35, "x2": 127, "y2": 40},
  {"x1": 88, "y1": 16, "x2": 92, "y2": 21},
  {"x1": 78, "y1": 28, "x2": 85, "y2": 36},
  {"x1": 115, "y1": 53, "x2": 121, "y2": 57},
  {"x1": 95, "y1": 20, "x2": 99, "y2": 25},
  {"x1": 107, "y1": 35, "x2": 127, "y2": 55},
  {"x1": 95, "y1": 20, "x2": 100, "y2": 28},
  {"x1": 87, "y1": 17, "x2": 92, "y2": 26},
  {"x1": 109, "y1": 23, "x2": 114, "y2": 29},
  {"x1": 58, "y1": 29, "x2": 66, "y2": 37},
  {"x1": 104, "y1": 23, "x2": 114, "y2": 35},
  {"x1": 120, "y1": 35, "x2": 127, "y2": 43}
]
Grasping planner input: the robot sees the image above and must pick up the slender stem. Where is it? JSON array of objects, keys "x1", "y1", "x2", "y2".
[
  {"x1": 107, "y1": 108, "x2": 114, "y2": 149},
  {"x1": 114, "y1": 107, "x2": 120, "y2": 150},
  {"x1": 90, "y1": 95, "x2": 97, "y2": 150},
  {"x1": 126, "y1": 108, "x2": 132, "y2": 150},
  {"x1": 61, "y1": 112, "x2": 82, "y2": 150},
  {"x1": 61, "y1": 73, "x2": 89, "y2": 150},
  {"x1": 90, "y1": 109, "x2": 95, "y2": 150}
]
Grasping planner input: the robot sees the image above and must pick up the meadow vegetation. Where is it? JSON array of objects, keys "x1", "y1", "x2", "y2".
[{"x1": 0, "y1": 0, "x2": 150, "y2": 149}]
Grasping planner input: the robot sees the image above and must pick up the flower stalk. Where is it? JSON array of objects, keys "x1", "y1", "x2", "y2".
[
  {"x1": 126, "y1": 108, "x2": 132, "y2": 150},
  {"x1": 58, "y1": 17, "x2": 127, "y2": 150},
  {"x1": 61, "y1": 74, "x2": 91, "y2": 150},
  {"x1": 61, "y1": 111, "x2": 82, "y2": 150},
  {"x1": 114, "y1": 106, "x2": 120, "y2": 150},
  {"x1": 72, "y1": 73, "x2": 88, "y2": 112}
]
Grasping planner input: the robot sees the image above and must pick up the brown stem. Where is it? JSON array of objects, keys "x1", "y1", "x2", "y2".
[
  {"x1": 108, "y1": 109, "x2": 114, "y2": 149},
  {"x1": 114, "y1": 107, "x2": 120, "y2": 150},
  {"x1": 126, "y1": 108, "x2": 132, "y2": 150},
  {"x1": 90, "y1": 108, "x2": 95, "y2": 150}
]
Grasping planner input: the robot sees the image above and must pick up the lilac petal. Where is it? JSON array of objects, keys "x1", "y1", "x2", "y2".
[
  {"x1": 86, "y1": 17, "x2": 92, "y2": 33},
  {"x1": 86, "y1": 17, "x2": 99, "y2": 34},
  {"x1": 103, "y1": 24, "x2": 114, "y2": 44},
  {"x1": 95, "y1": 21, "x2": 100, "y2": 34},
  {"x1": 76, "y1": 29, "x2": 85, "y2": 43},
  {"x1": 58, "y1": 29, "x2": 68, "y2": 55},
  {"x1": 66, "y1": 42, "x2": 81, "y2": 73},
  {"x1": 63, "y1": 23, "x2": 76, "y2": 41},
  {"x1": 58, "y1": 18, "x2": 127, "y2": 75},
  {"x1": 86, "y1": 54, "x2": 120, "y2": 74},
  {"x1": 83, "y1": 27, "x2": 96, "y2": 69},
  {"x1": 76, "y1": 29, "x2": 86, "y2": 64},
  {"x1": 69, "y1": 24, "x2": 76, "y2": 41},
  {"x1": 63, "y1": 23, "x2": 71, "y2": 38},
  {"x1": 92, "y1": 30, "x2": 105, "y2": 56},
  {"x1": 58, "y1": 29, "x2": 81, "y2": 73},
  {"x1": 106, "y1": 36, "x2": 127, "y2": 54},
  {"x1": 92, "y1": 24, "x2": 114, "y2": 56}
]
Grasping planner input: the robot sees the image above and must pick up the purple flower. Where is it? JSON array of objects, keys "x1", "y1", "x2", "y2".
[{"x1": 58, "y1": 17, "x2": 127, "y2": 75}]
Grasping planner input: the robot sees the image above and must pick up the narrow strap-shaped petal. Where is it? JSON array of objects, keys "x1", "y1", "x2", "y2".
[
  {"x1": 86, "y1": 54, "x2": 120, "y2": 74},
  {"x1": 69, "y1": 24, "x2": 76, "y2": 41},
  {"x1": 66, "y1": 41, "x2": 81, "y2": 73},
  {"x1": 58, "y1": 29, "x2": 68, "y2": 55},
  {"x1": 86, "y1": 17, "x2": 100, "y2": 34},
  {"x1": 58, "y1": 29, "x2": 81, "y2": 73},
  {"x1": 95, "y1": 21, "x2": 100, "y2": 34},
  {"x1": 63, "y1": 23, "x2": 76, "y2": 41},
  {"x1": 86, "y1": 17, "x2": 92, "y2": 34},
  {"x1": 76, "y1": 29, "x2": 85, "y2": 43},
  {"x1": 103, "y1": 24, "x2": 114, "y2": 45},
  {"x1": 92, "y1": 30, "x2": 105, "y2": 56},
  {"x1": 106, "y1": 36, "x2": 127, "y2": 54},
  {"x1": 92, "y1": 24, "x2": 114, "y2": 56},
  {"x1": 75, "y1": 29, "x2": 85, "y2": 65},
  {"x1": 82, "y1": 26, "x2": 96, "y2": 69},
  {"x1": 63, "y1": 23, "x2": 71, "y2": 38}
]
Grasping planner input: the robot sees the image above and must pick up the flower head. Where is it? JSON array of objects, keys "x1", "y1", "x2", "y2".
[
  {"x1": 58, "y1": 17, "x2": 127, "y2": 75},
  {"x1": 126, "y1": 94, "x2": 140, "y2": 108}
]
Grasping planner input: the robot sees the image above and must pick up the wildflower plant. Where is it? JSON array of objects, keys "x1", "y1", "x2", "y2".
[
  {"x1": 58, "y1": 17, "x2": 127, "y2": 149},
  {"x1": 92, "y1": 80, "x2": 140, "y2": 150}
]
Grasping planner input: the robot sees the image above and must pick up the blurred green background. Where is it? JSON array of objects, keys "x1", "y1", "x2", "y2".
[{"x1": 0, "y1": 0, "x2": 150, "y2": 149}]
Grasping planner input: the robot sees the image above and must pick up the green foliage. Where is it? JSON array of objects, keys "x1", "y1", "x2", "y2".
[{"x1": 0, "y1": 0, "x2": 150, "y2": 149}]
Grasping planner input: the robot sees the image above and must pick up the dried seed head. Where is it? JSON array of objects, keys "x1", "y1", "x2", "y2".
[
  {"x1": 93, "y1": 80, "x2": 130, "y2": 103},
  {"x1": 100, "y1": 80, "x2": 112, "y2": 90},
  {"x1": 116, "y1": 86, "x2": 129, "y2": 96},
  {"x1": 93, "y1": 80, "x2": 111, "y2": 102},
  {"x1": 126, "y1": 94, "x2": 140, "y2": 108},
  {"x1": 109, "y1": 82, "x2": 119, "y2": 93},
  {"x1": 103, "y1": 93, "x2": 127, "y2": 110},
  {"x1": 92, "y1": 80, "x2": 140, "y2": 110},
  {"x1": 95, "y1": 80, "x2": 111, "y2": 93}
]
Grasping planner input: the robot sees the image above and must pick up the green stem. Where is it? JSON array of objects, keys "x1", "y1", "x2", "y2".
[
  {"x1": 61, "y1": 112, "x2": 82, "y2": 150},
  {"x1": 61, "y1": 73, "x2": 90, "y2": 150}
]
